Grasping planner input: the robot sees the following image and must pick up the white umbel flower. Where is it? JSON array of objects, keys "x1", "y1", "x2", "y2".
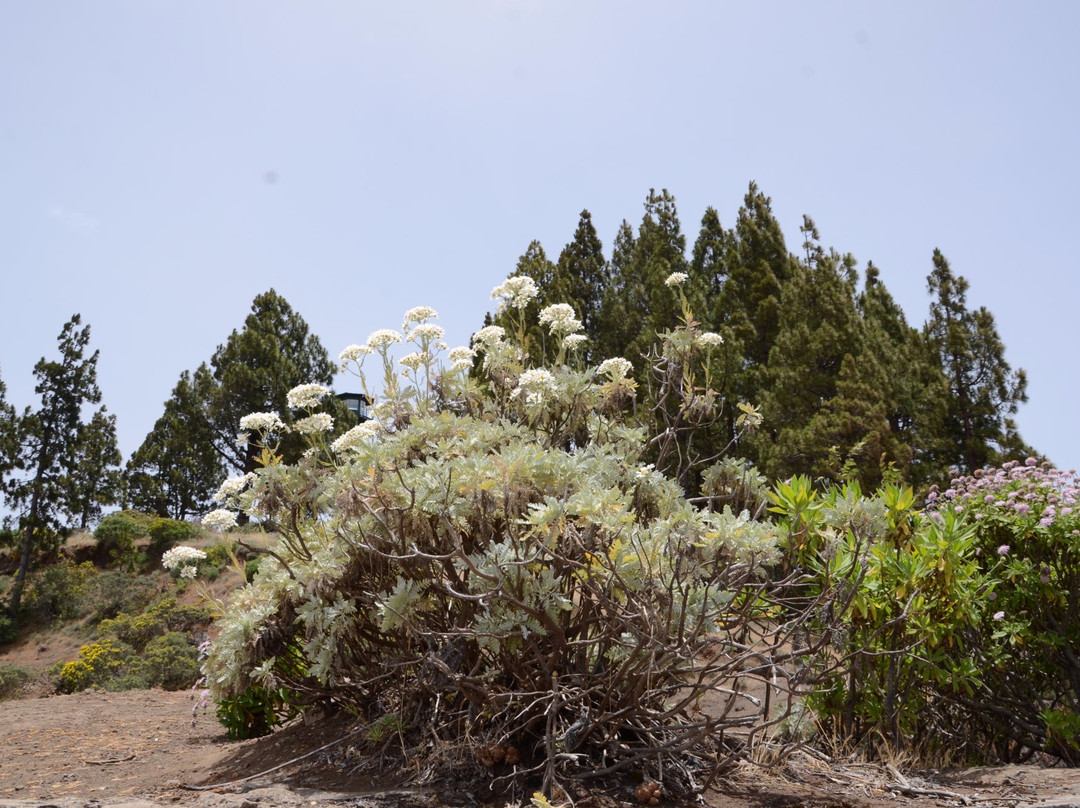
[
  {"x1": 286, "y1": 383, "x2": 330, "y2": 410},
  {"x1": 202, "y1": 509, "x2": 238, "y2": 532}
]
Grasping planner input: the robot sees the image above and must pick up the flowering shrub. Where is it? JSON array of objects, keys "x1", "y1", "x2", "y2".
[
  {"x1": 55, "y1": 638, "x2": 136, "y2": 693},
  {"x1": 928, "y1": 460, "x2": 1080, "y2": 762},
  {"x1": 200, "y1": 282, "x2": 815, "y2": 796}
]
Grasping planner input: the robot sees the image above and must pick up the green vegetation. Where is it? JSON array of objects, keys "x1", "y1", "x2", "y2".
[
  {"x1": 0, "y1": 663, "x2": 37, "y2": 700},
  {"x1": 2, "y1": 316, "x2": 121, "y2": 614},
  {"x1": 0, "y1": 185, "x2": 1070, "y2": 793}
]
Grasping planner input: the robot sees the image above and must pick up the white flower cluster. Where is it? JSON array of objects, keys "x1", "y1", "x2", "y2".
[
  {"x1": 331, "y1": 420, "x2": 381, "y2": 453},
  {"x1": 597, "y1": 357, "x2": 633, "y2": 381},
  {"x1": 513, "y1": 368, "x2": 558, "y2": 405},
  {"x1": 697, "y1": 332, "x2": 724, "y2": 347},
  {"x1": 448, "y1": 346, "x2": 476, "y2": 370},
  {"x1": 471, "y1": 325, "x2": 506, "y2": 349},
  {"x1": 286, "y1": 383, "x2": 330, "y2": 410},
  {"x1": 239, "y1": 412, "x2": 286, "y2": 433},
  {"x1": 203, "y1": 508, "x2": 238, "y2": 532},
  {"x1": 162, "y1": 545, "x2": 208, "y2": 579},
  {"x1": 562, "y1": 334, "x2": 588, "y2": 352},
  {"x1": 402, "y1": 306, "x2": 438, "y2": 331},
  {"x1": 491, "y1": 276, "x2": 539, "y2": 311},
  {"x1": 214, "y1": 473, "x2": 255, "y2": 503},
  {"x1": 293, "y1": 412, "x2": 334, "y2": 435},
  {"x1": 665, "y1": 272, "x2": 689, "y2": 287},
  {"x1": 538, "y1": 303, "x2": 583, "y2": 336},
  {"x1": 399, "y1": 351, "x2": 430, "y2": 372},
  {"x1": 404, "y1": 322, "x2": 444, "y2": 343},
  {"x1": 338, "y1": 343, "x2": 373, "y2": 372},
  {"x1": 367, "y1": 329, "x2": 403, "y2": 349}
]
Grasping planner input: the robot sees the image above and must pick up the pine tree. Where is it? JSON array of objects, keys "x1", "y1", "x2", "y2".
[
  {"x1": 925, "y1": 249, "x2": 1029, "y2": 472},
  {"x1": 858, "y1": 262, "x2": 951, "y2": 487},
  {"x1": 488, "y1": 241, "x2": 560, "y2": 365},
  {"x1": 755, "y1": 245, "x2": 874, "y2": 482},
  {"x1": 596, "y1": 220, "x2": 639, "y2": 364},
  {"x1": 715, "y1": 183, "x2": 795, "y2": 372},
  {"x1": 3, "y1": 316, "x2": 111, "y2": 613},
  {"x1": 201, "y1": 290, "x2": 347, "y2": 474},
  {"x1": 63, "y1": 408, "x2": 123, "y2": 530},
  {"x1": 0, "y1": 366, "x2": 16, "y2": 489},
  {"x1": 552, "y1": 211, "x2": 608, "y2": 363},
  {"x1": 626, "y1": 189, "x2": 690, "y2": 366},
  {"x1": 127, "y1": 369, "x2": 225, "y2": 519},
  {"x1": 690, "y1": 207, "x2": 741, "y2": 451}
]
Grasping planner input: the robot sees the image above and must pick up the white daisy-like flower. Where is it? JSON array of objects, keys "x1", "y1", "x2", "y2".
[
  {"x1": 597, "y1": 357, "x2": 633, "y2": 381},
  {"x1": 665, "y1": 272, "x2": 689, "y2": 287},
  {"x1": 293, "y1": 413, "x2": 334, "y2": 435},
  {"x1": 448, "y1": 346, "x2": 476, "y2": 369},
  {"x1": 491, "y1": 276, "x2": 539, "y2": 310},
  {"x1": 239, "y1": 412, "x2": 286, "y2": 433},
  {"x1": 697, "y1": 332, "x2": 724, "y2": 348},
  {"x1": 331, "y1": 420, "x2": 381, "y2": 453},
  {"x1": 366, "y1": 329, "x2": 404, "y2": 349},
  {"x1": 538, "y1": 303, "x2": 583, "y2": 335},
  {"x1": 635, "y1": 463, "x2": 655, "y2": 478},
  {"x1": 286, "y1": 383, "x2": 330, "y2": 410},
  {"x1": 471, "y1": 325, "x2": 506, "y2": 349},
  {"x1": 202, "y1": 509, "x2": 238, "y2": 532}
]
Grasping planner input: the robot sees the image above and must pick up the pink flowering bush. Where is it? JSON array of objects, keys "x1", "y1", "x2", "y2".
[{"x1": 929, "y1": 459, "x2": 1080, "y2": 763}]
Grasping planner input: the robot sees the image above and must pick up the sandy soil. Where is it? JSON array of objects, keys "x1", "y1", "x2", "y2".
[{"x1": 3, "y1": 689, "x2": 1080, "y2": 808}]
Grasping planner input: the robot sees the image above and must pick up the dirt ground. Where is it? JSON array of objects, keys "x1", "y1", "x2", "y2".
[{"x1": 3, "y1": 690, "x2": 1080, "y2": 808}]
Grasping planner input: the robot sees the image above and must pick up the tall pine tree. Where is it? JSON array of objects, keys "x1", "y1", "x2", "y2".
[
  {"x1": 858, "y1": 262, "x2": 951, "y2": 487},
  {"x1": 552, "y1": 211, "x2": 608, "y2": 363},
  {"x1": 200, "y1": 290, "x2": 348, "y2": 474},
  {"x1": 3, "y1": 316, "x2": 116, "y2": 614},
  {"x1": 925, "y1": 249, "x2": 1029, "y2": 472}
]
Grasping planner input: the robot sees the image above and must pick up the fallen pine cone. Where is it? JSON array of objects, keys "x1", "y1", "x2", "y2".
[
  {"x1": 474, "y1": 743, "x2": 507, "y2": 767},
  {"x1": 634, "y1": 781, "x2": 662, "y2": 805}
]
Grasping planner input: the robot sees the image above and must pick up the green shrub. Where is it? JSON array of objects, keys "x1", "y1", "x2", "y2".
[
  {"x1": 147, "y1": 518, "x2": 200, "y2": 557},
  {"x1": 97, "y1": 597, "x2": 213, "y2": 651},
  {"x1": 0, "y1": 609, "x2": 18, "y2": 646},
  {"x1": 0, "y1": 663, "x2": 36, "y2": 700},
  {"x1": 137, "y1": 631, "x2": 201, "y2": 690},
  {"x1": 94, "y1": 513, "x2": 148, "y2": 570},
  {"x1": 217, "y1": 684, "x2": 297, "y2": 740},
  {"x1": 244, "y1": 557, "x2": 262, "y2": 583},
  {"x1": 21, "y1": 560, "x2": 96, "y2": 621},
  {"x1": 0, "y1": 526, "x2": 17, "y2": 550},
  {"x1": 84, "y1": 570, "x2": 156, "y2": 621}
]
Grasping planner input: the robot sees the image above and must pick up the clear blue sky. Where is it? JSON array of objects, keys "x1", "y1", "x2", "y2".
[{"x1": 2, "y1": 2, "x2": 1077, "y2": 476}]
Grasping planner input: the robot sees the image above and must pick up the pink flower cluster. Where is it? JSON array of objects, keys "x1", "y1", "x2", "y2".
[{"x1": 928, "y1": 458, "x2": 1080, "y2": 532}]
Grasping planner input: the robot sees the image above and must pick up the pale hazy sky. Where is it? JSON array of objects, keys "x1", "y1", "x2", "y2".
[{"x1": 2, "y1": 2, "x2": 1077, "y2": 476}]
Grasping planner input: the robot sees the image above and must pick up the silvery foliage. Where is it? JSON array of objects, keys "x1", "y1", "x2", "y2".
[{"x1": 202, "y1": 289, "x2": 808, "y2": 793}]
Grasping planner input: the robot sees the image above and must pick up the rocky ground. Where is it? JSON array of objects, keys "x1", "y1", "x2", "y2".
[{"x1": 3, "y1": 689, "x2": 1080, "y2": 808}]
